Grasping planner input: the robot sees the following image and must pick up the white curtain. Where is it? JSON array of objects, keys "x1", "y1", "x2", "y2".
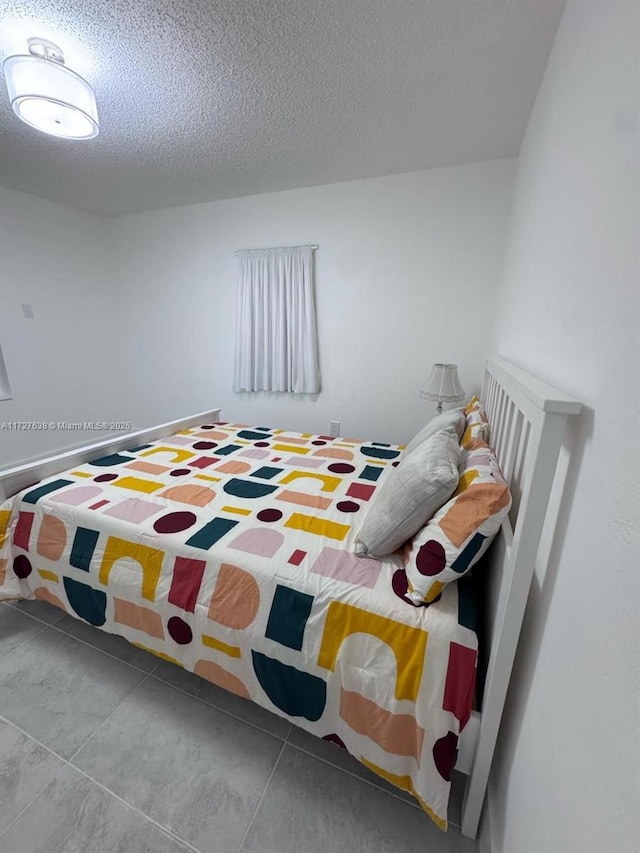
[{"x1": 233, "y1": 246, "x2": 321, "y2": 393}]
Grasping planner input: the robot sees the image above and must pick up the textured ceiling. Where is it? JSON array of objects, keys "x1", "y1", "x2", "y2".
[{"x1": 0, "y1": 0, "x2": 565, "y2": 216}]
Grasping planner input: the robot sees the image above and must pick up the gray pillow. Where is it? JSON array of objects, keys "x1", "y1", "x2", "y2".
[
  {"x1": 403, "y1": 408, "x2": 465, "y2": 457},
  {"x1": 354, "y1": 425, "x2": 461, "y2": 559}
]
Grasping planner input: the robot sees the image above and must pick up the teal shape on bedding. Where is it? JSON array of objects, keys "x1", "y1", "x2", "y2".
[
  {"x1": 457, "y1": 576, "x2": 477, "y2": 631},
  {"x1": 223, "y1": 478, "x2": 278, "y2": 499},
  {"x1": 359, "y1": 446, "x2": 400, "y2": 460},
  {"x1": 22, "y1": 480, "x2": 74, "y2": 504},
  {"x1": 63, "y1": 577, "x2": 107, "y2": 626},
  {"x1": 251, "y1": 466, "x2": 282, "y2": 480},
  {"x1": 265, "y1": 585, "x2": 314, "y2": 651},
  {"x1": 252, "y1": 651, "x2": 326, "y2": 721},
  {"x1": 185, "y1": 518, "x2": 238, "y2": 550},
  {"x1": 451, "y1": 532, "x2": 486, "y2": 574},
  {"x1": 70, "y1": 527, "x2": 100, "y2": 572},
  {"x1": 125, "y1": 445, "x2": 152, "y2": 453},
  {"x1": 90, "y1": 453, "x2": 135, "y2": 467},
  {"x1": 216, "y1": 444, "x2": 243, "y2": 456},
  {"x1": 359, "y1": 465, "x2": 383, "y2": 482},
  {"x1": 237, "y1": 430, "x2": 273, "y2": 441}
]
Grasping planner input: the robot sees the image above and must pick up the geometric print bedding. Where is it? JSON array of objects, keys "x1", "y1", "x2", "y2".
[{"x1": 0, "y1": 421, "x2": 478, "y2": 830}]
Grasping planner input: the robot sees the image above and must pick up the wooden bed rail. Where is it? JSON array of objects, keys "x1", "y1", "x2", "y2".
[{"x1": 0, "y1": 409, "x2": 222, "y2": 503}]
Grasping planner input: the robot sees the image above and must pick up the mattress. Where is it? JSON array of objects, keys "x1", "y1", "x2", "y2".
[{"x1": 0, "y1": 420, "x2": 478, "y2": 829}]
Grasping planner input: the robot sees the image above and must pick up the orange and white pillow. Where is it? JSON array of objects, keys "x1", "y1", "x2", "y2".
[
  {"x1": 461, "y1": 396, "x2": 489, "y2": 449},
  {"x1": 404, "y1": 439, "x2": 511, "y2": 604}
]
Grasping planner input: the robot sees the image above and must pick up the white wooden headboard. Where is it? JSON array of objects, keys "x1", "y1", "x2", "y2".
[{"x1": 459, "y1": 356, "x2": 581, "y2": 838}]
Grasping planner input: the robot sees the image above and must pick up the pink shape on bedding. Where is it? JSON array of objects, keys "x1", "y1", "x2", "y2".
[
  {"x1": 194, "y1": 660, "x2": 251, "y2": 699},
  {"x1": 36, "y1": 515, "x2": 67, "y2": 560},
  {"x1": 215, "y1": 460, "x2": 252, "y2": 475},
  {"x1": 104, "y1": 498, "x2": 164, "y2": 524},
  {"x1": 114, "y1": 598, "x2": 165, "y2": 639},
  {"x1": 163, "y1": 435, "x2": 198, "y2": 446},
  {"x1": 310, "y1": 547, "x2": 381, "y2": 588},
  {"x1": 208, "y1": 563, "x2": 260, "y2": 628},
  {"x1": 229, "y1": 527, "x2": 284, "y2": 558},
  {"x1": 34, "y1": 587, "x2": 67, "y2": 612},
  {"x1": 158, "y1": 485, "x2": 216, "y2": 506},
  {"x1": 126, "y1": 461, "x2": 171, "y2": 475},
  {"x1": 240, "y1": 448, "x2": 270, "y2": 460},
  {"x1": 339, "y1": 689, "x2": 425, "y2": 760},
  {"x1": 283, "y1": 457, "x2": 326, "y2": 469},
  {"x1": 50, "y1": 486, "x2": 103, "y2": 506},
  {"x1": 312, "y1": 448, "x2": 354, "y2": 460},
  {"x1": 276, "y1": 490, "x2": 332, "y2": 510}
]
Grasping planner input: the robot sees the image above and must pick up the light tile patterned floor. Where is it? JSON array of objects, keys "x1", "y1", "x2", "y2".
[{"x1": 0, "y1": 600, "x2": 477, "y2": 853}]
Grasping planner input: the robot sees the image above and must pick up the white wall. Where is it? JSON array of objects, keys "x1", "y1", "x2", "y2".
[
  {"x1": 0, "y1": 186, "x2": 130, "y2": 467},
  {"x1": 111, "y1": 160, "x2": 515, "y2": 445},
  {"x1": 488, "y1": 2, "x2": 639, "y2": 852}
]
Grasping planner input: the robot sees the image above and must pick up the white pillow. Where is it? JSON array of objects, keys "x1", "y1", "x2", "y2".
[
  {"x1": 404, "y1": 409, "x2": 465, "y2": 457},
  {"x1": 355, "y1": 425, "x2": 461, "y2": 559}
]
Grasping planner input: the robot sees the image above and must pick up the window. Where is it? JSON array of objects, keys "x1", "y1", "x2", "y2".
[{"x1": 233, "y1": 245, "x2": 321, "y2": 393}]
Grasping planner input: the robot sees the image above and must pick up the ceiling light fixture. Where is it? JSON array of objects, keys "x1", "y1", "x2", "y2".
[{"x1": 3, "y1": 38, "x2": 99, "y2": 140}]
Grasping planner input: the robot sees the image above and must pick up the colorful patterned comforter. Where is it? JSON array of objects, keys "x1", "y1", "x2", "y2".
[{"x1": 0, "y1": 421, "x2": 477, "y2": 829}]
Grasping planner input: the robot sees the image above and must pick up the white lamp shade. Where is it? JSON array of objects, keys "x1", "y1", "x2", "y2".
[
  {"x1": 420, "y1": 363, "x2": 465, "y2": 403},
  {"x1": 4, "y1": 54, "x2": 98, "y2": 139}
]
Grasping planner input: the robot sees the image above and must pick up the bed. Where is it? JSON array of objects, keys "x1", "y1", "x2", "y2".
[{"x1": 0, "y1": 357, "x2": 581, "y2": 839}]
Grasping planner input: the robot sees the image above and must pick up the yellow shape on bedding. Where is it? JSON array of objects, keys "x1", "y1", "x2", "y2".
[
  {"x1": 37, "y1": 569, "x2": 59, "y2": 583},
  {"x1": 99, "y1": 536, "x2": 164, "y2": 601},
  {"x1": 222, "y1": 505, "x2": 252, "y2": 516},
  {"x1": 279, "y1": 471, "x2": 342, "y2": 493},
  {"x1": 112, "y1": 476, "x2": 164, "y2": 494},
  {"x1": 454, "y1": 468, "x2": 480, "y2": 495},
  {"x1": 0, "y1": 509, "x2": 11, "y2": 539},
  {"x1": 317, "y1": 601, "x2": 428, "y2": 702},
  {"x1": 201, "y1": 634, "x2": 242, "y2": 658},
  {"x1": 423, "y1": 581, "x2": 445, "y2": 603},
  {"x1": 284, "y1": 513, "x2": 350, "y2": 541},
  {"x1": 273, "y1": 444, "x2": 310, "y2": 455},
  {"x1": 71, "y1": 470, "x2": 92, "y2": 478},
  {"x1": 0, "y1": 559, "x2": 7, "y2": 585},
  {"x1": 140, "y1": 446, "x2": 195, "y2": 463},
  {"x1": 195, "y1": 474, "x2": 221, "y2": 482},
  {"x1": 359, "y1": 758, "x2": 446, "y2": 830}
]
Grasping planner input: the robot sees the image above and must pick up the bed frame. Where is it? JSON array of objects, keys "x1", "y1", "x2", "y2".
[{"x1": 0, "y1": 358, "x2": 581, "y2": 840}]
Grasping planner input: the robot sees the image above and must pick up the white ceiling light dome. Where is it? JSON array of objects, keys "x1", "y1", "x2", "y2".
[{"x1": 3, "y1": 38, "x2": 99, "y2": 140}]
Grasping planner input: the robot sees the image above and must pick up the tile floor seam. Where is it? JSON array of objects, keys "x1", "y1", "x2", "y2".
[
  {"x1": 148, "y1": 669, "x2": 288, "y2": 743},
  {"x1": 0, "y1": 713, "x2": 69, "y2": 762},
  {"x1": 0, "y1": 761, "x2": 67, "y2": 843},
  {"x1": 0, "y1": 620, "x2": 50, "y2": 663},
  {"x1": 65, "y1": 765, "x2": 201, "y2": 853},
  {"x1": 66, "y1": 670, "x2": 155, "y2": 767},
  {"x1": 5, "y1": 601, "x2": 65, "y2": 628},
  {"x1": 234, "y1": 738, "x2": 288, "y2": 853},
  {"x1": 4, "y1": 602, "x2": 162, "y2": 678}
]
